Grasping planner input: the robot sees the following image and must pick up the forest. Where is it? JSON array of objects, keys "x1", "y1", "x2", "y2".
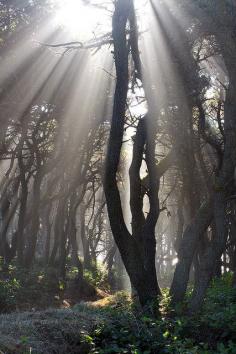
[{"x1": 0, "y1": 0, "x2": 236, "y2": 353}]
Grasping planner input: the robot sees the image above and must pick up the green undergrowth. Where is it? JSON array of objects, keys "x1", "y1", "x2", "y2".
[
  {"x1": 0, "y1": 274, "x2": 236, "y2": 353},
  {"x1": 0, "y1": 266, "x2": 68, "y2": 312},
  {"x1": 83, "y1": 276, "x2": 236, "y2": 354},
  {"x1": 0, "y1": 261, "x2": 107, "y2": 312}
]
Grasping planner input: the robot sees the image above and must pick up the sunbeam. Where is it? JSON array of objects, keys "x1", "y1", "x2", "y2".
[{"x1": 54, "y1": 0, "x2": 112, "y2": 39}]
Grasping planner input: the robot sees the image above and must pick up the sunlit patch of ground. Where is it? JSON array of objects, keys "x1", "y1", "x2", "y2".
[
  {"x1": 88, "y1": 291, "x2": 132, "y2": 309},
  {"x1": 88, "y1": 294, "x2": 116, "y2": 308}
]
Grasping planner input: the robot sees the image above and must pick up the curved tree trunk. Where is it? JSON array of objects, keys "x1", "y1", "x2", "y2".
[{"x1": 104, "y1": 0, "x2": 176, "y2": 307}]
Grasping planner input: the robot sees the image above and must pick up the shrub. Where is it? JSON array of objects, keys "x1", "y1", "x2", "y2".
[{"x1": 0, "y1": 278, "x2": 20, "y2": 311}]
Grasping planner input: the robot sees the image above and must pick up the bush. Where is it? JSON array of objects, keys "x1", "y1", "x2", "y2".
[
  {"x1": 200, "y1": 273, "x2": 236, "y2": 342},
  {"x1": 0, "y1": 278, "x2": 20, "y2": 311},
  {"x1": 83, "y1": 263, "x2": 109, "y2": 291},
  {"x1": 0, "y1": 266, "x2": 63, "y2": 312},
  {"x1": 86, "y1": 279, "x2": 236, "y2": 354}
]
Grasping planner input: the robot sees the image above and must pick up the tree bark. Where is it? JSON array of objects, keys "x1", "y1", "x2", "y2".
[
  {"x1": 170, "y1": 198, "x2": 213, "y2": 303},
  {"x1": 104, "y1": 0, "x2": 162, "y2": 306}
]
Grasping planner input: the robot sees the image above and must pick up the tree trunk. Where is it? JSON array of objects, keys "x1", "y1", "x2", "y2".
[
  {"x1": 188, "y1": 52, "x2": 236, "y2": 311},
  {"x1": 24, "y1": 173, "x2": 42, "y2": 268},
  {"x1": 170, "y1": 198, "x2": 213, "y2": 303},
  {"x1": 44, "y1": 205, "x2": 52, "y2": 265},
  {"x1": 16, "y1": 163, "x2": 28, "y2": 266},
  {"x1": 103, "y1": 0, "x2": 163, "y2": 307}
]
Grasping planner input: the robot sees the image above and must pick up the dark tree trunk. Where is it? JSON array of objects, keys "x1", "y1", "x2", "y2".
[
  {"x1": 49, "y1": 198, "x2": 66, "y2": 267},
  {"x1": 187, "y1": 53, "x2": 236, "y2": 312},
  {"x1": 24, "y1": 173, "x2": 42, "y2": 268},
  {"x1": 58, "y1": 200, "x2": 68, "y2": 279},
  {"x1": 103, "y1": 0, "x2": 163, "y2": 307},
  {"x1": 68, "y1": 195, "x2": 84, "y2": 281},
  {"x1": 80, "y1": 204, "x2": 92, "y2": 270},
  {"x1": 0, "y1": 195, "x2": 18, "y2": 265},
  {"x1": 170, "y1": 199, "x2": 213, "y2": 303},
  {"x1": 44, "y1": 205, "x2": 52, "y2": 265},
  {"x1": 17, "y1": 156, "x2": 28, "y2": 266}
]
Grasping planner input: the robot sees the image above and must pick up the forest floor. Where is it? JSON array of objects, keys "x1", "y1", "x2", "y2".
[{"x1": 0, "y1": 270, "x2": 236, "y2": 354}]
